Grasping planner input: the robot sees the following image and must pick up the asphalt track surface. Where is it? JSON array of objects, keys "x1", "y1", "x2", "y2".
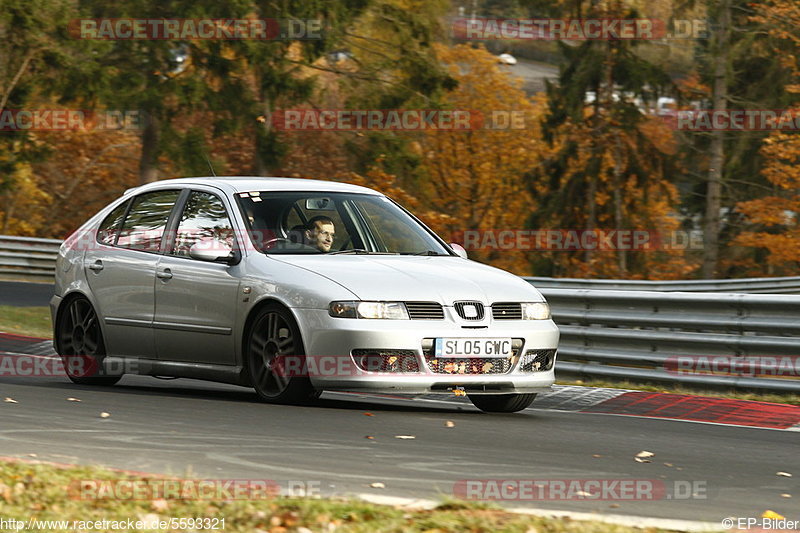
[
  {"x1": 0, "y1": 282, "x2": 797, "y2": 524},
  {"x1": 1, "y1": 358, "x2": 797, "y2": 523},
  {"x1": 0, "y1": 280, "x2": 54, "y2": 307}
]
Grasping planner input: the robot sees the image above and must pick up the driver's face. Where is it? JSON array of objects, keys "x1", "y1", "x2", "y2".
[{"x1": 306, "y1": 222, "x2": 335, "y2": 252}]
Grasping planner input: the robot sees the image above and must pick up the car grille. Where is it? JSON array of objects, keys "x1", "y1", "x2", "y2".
[
  {"x1": 352, "y1": 349, "x2": 420, "y2": 373},
  {"x1": 519, "y1": 349, "x2": 556, "y2": 372},
  {"x1": 491, "y1": 302, "x2": 522, "y2": 320},
  {"x1": 421, "y1": 338, "x2": 523, "y2": 375},
  {"x1": 453, "y1": 301, "x2": 485, "y2": 320},
  {"x1": 404, "y1": 302, "x2": 445, "y2": 320}
]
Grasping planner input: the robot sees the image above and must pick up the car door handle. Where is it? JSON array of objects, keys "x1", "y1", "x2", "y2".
[
  {"x1": 156, "y1": 269, "x2": 173, "y2": 280},
  {"x1": 88, "y1": 260, "x2": 104, "y2": 272}
]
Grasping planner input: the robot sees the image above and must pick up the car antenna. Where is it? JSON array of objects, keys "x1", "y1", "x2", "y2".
[{"x1": 205, "y1": 154, "x2": 217, "y2": 177}]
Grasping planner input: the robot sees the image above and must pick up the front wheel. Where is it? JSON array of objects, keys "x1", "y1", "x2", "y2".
[
  {"x1": 56, "y1": 297, "x2": 121, "y2": 386},
  {"x1": 246, "y1": 304, "x2": 320, "y2": 404},
  {"x1": 468, "y1": 393, "x2": 537, "y2": 413}
]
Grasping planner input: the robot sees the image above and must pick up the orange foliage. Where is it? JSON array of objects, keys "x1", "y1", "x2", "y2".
[
  {"x1": 418, "y1": 44, "x2": 545, "y2": 274},
  {"x1": 0, "y1": 129, "x2": 140, "y2": 238}
]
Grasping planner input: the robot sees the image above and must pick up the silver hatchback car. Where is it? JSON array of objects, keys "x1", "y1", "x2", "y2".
[{"x1": 51, "y1": 177, "x2": 559, "y2": 412}]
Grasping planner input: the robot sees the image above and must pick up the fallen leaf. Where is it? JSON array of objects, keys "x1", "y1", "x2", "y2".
[
  {"x1": 27, "y1": 454, "x2": 37, "y2": 458},
  {"x1": 453, "y1": 389, "x2": 466, "y2": 397},
  {"x1": 776, "y1": 472, "x2": 792, "y2": 477},
  {"x1": 663, "y1": 463, "x2": 673, "y2": 467},
  {"x1": 575, "y1": 490, "x2": 593, "y2": 497},
  {"x1": 369, "y1": 482, "x2": 385, "y2": 489},
  {"x1": 100, "y1": 412, "x2": 111, "y2": 418},
  {"x1": 445, "y1": 421, "x2": 455, "y2": 428},
  {"x1": 635, "y1": 451, "x2": 654, "y2": 463},
  {"x1": 66, "y1": 398, "x2": 81, "y2": 402},
  {"x1": 762, "y1": 510, "x2": 785, "y2": 520},
  {"x1": 363, "y1": 412, "x2": 374, "y2": 417},
  {"x1": 592, "y1": 454, "x2": 602, "y2": 458},
  {"x1": 394, "y1": 435, "x2": 416, "y2": 439},
  {"x1": 364, "y1": 436, "x2": 374, "y2": 440},
  {"x1": 3, "y1": 398, "x2": 18, "y2": 404},
  {"x1": 780, "y1": 494, "x2": 791, "y2": 498},
  {"x1": 609, "y1": 503, "x2": 619, "y2": 508}
]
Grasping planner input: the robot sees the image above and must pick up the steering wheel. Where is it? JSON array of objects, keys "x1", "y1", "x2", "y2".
[{"x1": 262, "y1": 237, "x2": 291, "y2": 249}]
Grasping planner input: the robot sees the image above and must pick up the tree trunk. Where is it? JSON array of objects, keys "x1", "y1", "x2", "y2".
[
  {"x1": 139, "y1": 113, "x2": 160, "y2": 184},
  {"x1": 702, "y1": 0, "x2": 730, "y2": 278},
  {"x1": 612, "y1": 134, "x2": 626, "y2": 276},
  {"x1": 254, "y1": 91, "x2": 271, "y2": 176}
]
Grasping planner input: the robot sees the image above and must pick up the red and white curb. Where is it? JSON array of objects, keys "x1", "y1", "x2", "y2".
[{"x1": 535, "y1": 385, "x2": 800, "y2": 431}]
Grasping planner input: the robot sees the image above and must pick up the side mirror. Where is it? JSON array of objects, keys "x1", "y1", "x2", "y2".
[
  {"x1": 449, "y1": 243, "x2": 468, "y2": 259},
  {"x1": 189, "y1": 240, "x2": 236, "y2": 264}
]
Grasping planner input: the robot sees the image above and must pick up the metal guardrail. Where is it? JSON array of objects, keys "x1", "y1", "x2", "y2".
[
  {"x1": 543, "y1": 288, "x2": 800, "y2": 393},
  {"x1": 0, "y1": 235, "x2": 60, "y2": 280},
  {"x1": 1, "y1": 235, "x2": 798, "y2": 392},
  {"x1": 526, "y1": 276, "x2": 800, "y2": 294}
]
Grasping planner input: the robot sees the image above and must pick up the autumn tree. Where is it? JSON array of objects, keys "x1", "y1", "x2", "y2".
[
  {"x1": 416, "y1": 44, "x2": 545, "y2": 274},
  {"x1": 533, "y1": 0, "x2": 693, "y2": 279},
  {"x1": 732, "y1": 0, "x2": 800, "y2": 275}
]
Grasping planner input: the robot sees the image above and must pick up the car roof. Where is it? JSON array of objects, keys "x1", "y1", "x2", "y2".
[{"x1": 125, "y1": 176, "x2": 381, "y2": 196}]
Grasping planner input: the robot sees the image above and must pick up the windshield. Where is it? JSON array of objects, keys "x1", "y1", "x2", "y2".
[{"x1": 235, "y1": 191, "x2": 452, "y2": 255}]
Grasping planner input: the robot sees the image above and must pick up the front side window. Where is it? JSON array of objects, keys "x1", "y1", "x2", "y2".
[
  {"x1": 236, "y1": 191, "x2": 450, "y2": 255},
  {"x1": 171, "y1": 191, "x2": 235, "y2": 257},
  {"x1": 116, "y1": 190, "x2": 180, "y2": 252}
]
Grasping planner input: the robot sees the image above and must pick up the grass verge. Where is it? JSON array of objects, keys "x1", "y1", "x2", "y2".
[
  {"x1": 0, "y1": 459, "x2": 697, "y2": 533},
  {"x1": 0, "y1": 306, "x2": 52, "y2": 339}
]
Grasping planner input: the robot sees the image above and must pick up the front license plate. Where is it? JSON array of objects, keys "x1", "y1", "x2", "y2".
[{"x1": 434, "y1": 338, "x2": 512, "y2": 358}]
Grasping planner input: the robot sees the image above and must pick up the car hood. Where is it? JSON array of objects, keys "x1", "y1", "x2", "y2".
[{"x1": 271, "y1": 255, "x2": 544, "y2": 304}]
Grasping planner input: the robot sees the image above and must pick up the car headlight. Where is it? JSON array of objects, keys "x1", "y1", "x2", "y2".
[
  {"x1": 521, "y1": 302, "x2": 550, "y2": 320},
  {"x1": 329, "y1": 301, "x2": 410, "y2": 320}
]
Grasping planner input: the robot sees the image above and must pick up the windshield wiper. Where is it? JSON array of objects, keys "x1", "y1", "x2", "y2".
[
  {"x1": 328, "y1": 249, "x2": 398, "y2": 255},
  {"x1": 408, "y1": 250, "x2": 450, "y2": 256}
]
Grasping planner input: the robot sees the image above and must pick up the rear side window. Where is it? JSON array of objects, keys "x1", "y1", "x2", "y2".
[
  {"x1": 116, "y1": 190, "x2": 180, "y2": 252},
  {"x1": 96, "y1": 200, "x2": 129, "y2": 245}
]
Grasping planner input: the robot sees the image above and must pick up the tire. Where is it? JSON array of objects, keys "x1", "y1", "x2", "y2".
[
  {"x1": 56, "y1": 297, "x2": 121, "y2": 386},
  {"x1": 468, "y1": 393, "x2": 537, "y2": 413},
  {"x1": 246, "y1": 303, "x2": 320, "y2": 404}
]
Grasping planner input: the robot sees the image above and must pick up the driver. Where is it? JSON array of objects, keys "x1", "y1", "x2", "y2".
[{"x1": 304, "y1": 216, "x2": 335, "y2": 252}]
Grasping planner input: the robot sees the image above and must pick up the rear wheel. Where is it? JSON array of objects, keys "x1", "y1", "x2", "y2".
[
  {"x1": 468, "y1": 393, "x2": 536, "y2": 413},
  {"x1": 246, "y1": 303, "x2": 319, "y2": 404},
  {"x1": 56, "y1": 297, "x2": 121, "y2": 386}
]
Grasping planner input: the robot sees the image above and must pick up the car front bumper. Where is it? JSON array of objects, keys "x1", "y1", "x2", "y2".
[{"x1": 292, "y1": 309, "x2": 560, "y2": 395}]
